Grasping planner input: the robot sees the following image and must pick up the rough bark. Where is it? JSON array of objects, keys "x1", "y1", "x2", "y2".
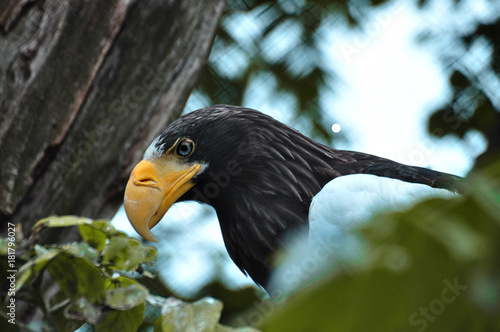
[{"x1": 0, "y1": 0, "x2": 225, "y2": 238}]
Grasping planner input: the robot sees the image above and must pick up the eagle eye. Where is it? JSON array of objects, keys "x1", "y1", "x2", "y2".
[{"x1": 176, "y1": 138, "x2": 194, "y2": 157}]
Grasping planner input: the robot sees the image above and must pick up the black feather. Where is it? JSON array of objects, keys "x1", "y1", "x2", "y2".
[{"x1": 156, "y1": 105, "x2": 464, "y2": 286}]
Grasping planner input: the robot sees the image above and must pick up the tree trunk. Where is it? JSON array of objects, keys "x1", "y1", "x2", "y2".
[{"x1": 0, "y1": 0, "x2": 225, "y2": 239}]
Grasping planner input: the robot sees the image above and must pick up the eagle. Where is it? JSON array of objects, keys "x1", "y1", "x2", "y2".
[{"x1": 123, "y1": 105, "x2": 463, "y2": 287}]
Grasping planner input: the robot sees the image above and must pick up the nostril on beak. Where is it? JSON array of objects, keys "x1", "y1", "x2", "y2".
[{"x1": 134, "y1": 178, "x2": 158, "y2": 187}]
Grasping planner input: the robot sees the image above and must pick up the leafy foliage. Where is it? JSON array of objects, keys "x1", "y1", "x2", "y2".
[
  {"x1": 260, "y1": 160, "x2": 500, "y2": 332},
  {"x1": 154, "y1": 297, "x2": 259, "y2": 332},
  {"x1": 195, "y1": 0, "x2": 395, "y2": 143},
  {"x1": 195, "y1": 0, "x2": 500, "y2": 163},
  {"x1": 0, "y1": 217, "x2": 256, "y2": 331},
  {"x1": 425, "y1": 16, "x2": 500, "y2": 167}
]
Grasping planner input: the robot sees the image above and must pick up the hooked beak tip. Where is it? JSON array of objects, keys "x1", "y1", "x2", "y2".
[{"x1": 140, "y1": 228, "x2": 158, "y2": 243}]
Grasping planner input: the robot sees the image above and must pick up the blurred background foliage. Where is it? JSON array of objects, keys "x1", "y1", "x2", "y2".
[
  {"x1": 193, "y1": 0, "x2": 499, "y2": 158},
  {"x1": 425, "y1": 16, "x2": 500, "y2": 167}
]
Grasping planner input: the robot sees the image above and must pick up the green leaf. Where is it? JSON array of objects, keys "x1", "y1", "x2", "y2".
[
  {"x1": 81, "y1": 219, "x2": 124, "y2": 238},
  {"x1": 59, "y1": 242, "x2": 100, "y2": 262},
  {"x1": 144, "y1": 294, "x2": 168, "y2": 325},
  {"x1": 79, "y1": 224, "x2": 108, "y2": 251},
  {"x1": 215, "y1": 325, "x2": 260, "y2": 332},
  {"x1": 42, "y1": 282, "x2": 71, "y2": 314},
  {"x1": 91, "y1": 219, "x2": 119, "y2": 234},
  {"x1": 16, "y1": 249, "x2": 60, "y2": 292},
  {"x1": 106, "y1": 284, "x2": 148, "y2": 310},
  {"x1": 154, "y1": 297, "x2": 222, "y2": 332},
  {"x1": 49, "y1": 303, "x2": 85, "y2": 332},
  {"x1": 102, "y1": 237, "x2": 156, "y2": 271},
  {"x1": 104, "y1": 276, "x2": 149, "y2": 310},
  {"x1": 64, "y1": 297, "x2": 102, "y2": 325},
  {"x1": 153, "y1": 297, "x2": 259, "y2": 332},
  {"x1": 104, "y1": 275, "x2": 137, "y2": 289},
  {"x1": 46, "y1": 252, "x2": 106, "y2": 303},
  {"x1": 94, "y1": 303, "x2": 145, "y2": 332},
  {"x1": 144, "y1": 245, "x2": 158, "y2": 264},
  {"x1": 102, "y1": 237, "x2": 129, "y2": 268},
  {"x1": 33, "y1": 244, "x2": 50, "y2": 256},
  {"x1": 32, "y1": 215, "x2": 93, "y2": 233},
  {"x1": 0, "y1": 238, "x2": 8, "y2": 255}
]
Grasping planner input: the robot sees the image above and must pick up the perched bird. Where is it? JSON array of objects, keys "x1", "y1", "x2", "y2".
[{"x1": 124, "y1": 105, "x2": 463, "y2": 287}]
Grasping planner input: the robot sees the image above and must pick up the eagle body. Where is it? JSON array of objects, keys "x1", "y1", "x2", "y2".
[{"x1": 124, "y1": 105, "x2": 463, "y2": 287}]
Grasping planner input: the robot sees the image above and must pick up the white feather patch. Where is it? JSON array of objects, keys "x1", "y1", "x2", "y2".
[
  {"x1": 268, "y1": 174, "x2": 454, "y2": 297},
  {"x1": 143, "y1": 136, "x2": 162, "y2": 161},
  {"x1": 309, "y1": 173, "x2": 452, "y2": 244}
]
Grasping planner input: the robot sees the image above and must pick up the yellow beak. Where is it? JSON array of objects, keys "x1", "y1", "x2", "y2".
[{"x1": 124, "y1": 159, "x2": 200, "y2": 242}]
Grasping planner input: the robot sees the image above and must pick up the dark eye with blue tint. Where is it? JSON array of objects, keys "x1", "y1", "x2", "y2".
[{"x1": 176, "y1": 138, "x2": 194, "y2": 157}]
